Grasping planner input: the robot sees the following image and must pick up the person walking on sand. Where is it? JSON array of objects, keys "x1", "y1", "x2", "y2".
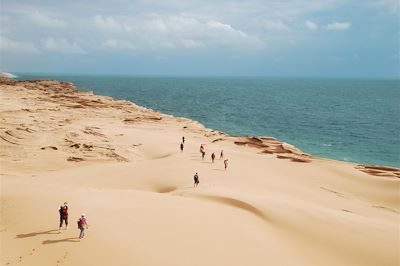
[
  {"x1": 211, "y1": 152, "x2": 215, "y2": 163},
  {"x1": 224, "y1": 159, "x2": 228, "y2": 170},
  {"x1": 182, "y1": 136, "x2": 185, "y2": 143},
  {"x1": 220, "y1": 150, "x2": 224, "y2": 159},
  {"x1": 200, "y1": 144, "x2": 206, "y2": 159},
  {"x1": 59, "y1": 202, "x2": 69, "y2": 232},
  {"x1": 77, "y1": 213, "x2": 88, "y2": 239},
  {"x1": 194, "y1": 173, "x2": 199, "y2": 187},
  {"x1": 180, "y1": 142, "x2": 184, "y2": 152}
]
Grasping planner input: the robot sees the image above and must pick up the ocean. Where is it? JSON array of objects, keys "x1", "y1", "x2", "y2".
[{"x1": 15, "y1": 73, "x2": 400, "y2": 167}]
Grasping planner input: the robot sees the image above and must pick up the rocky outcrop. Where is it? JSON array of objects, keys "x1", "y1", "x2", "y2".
[
  {"x1": 355, "y1": 165, "x2": 400, "y2": 178},
  {"x1": 232, "y1": 136, "x2": 312, "y2": 162}
]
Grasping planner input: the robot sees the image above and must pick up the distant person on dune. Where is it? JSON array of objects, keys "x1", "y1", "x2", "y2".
[
  {"x1": 58, "y1": 202, "x2": 69, "y2": 232},
  {"x1": 224, "y1": 159, "x2": 228, "y2": 170},
  {"x1": 182, "y1": 136, "x2": 185, "y2": 143},
  {"x1": 211, "y1": 152, "x2": 215, "y2": 163},
  {"x1": 77, "y1": 213, "x2": 88, "y2": 239},
  {"x1": 220, "y1": 150, "x2": 224, "y2": 159},
  {"x1": 200, "y1": 144, "x2": 206, "y2": 160},
  {"x1": 180, "y1": 143, "x2": 184, "y2": 152},
  {"x1": 194, "y1": 173, "x2": 199, "y2": 187},
  {"x1": 200, "y1": 144, "x2": 205, "y2": 154}
]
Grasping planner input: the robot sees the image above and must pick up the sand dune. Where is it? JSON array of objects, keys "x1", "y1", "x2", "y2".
[{"x1": 1, "y1": 77, "x2": 399, "y2": 266}]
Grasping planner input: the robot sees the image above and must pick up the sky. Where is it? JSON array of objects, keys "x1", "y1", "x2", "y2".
[{"x1": 0, "y1": 0, "x2": 399, "y2": 78}]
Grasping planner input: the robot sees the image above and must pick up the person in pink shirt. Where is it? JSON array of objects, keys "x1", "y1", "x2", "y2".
[{"x1": 77, "y1": 213, "x2": 89, "y2": 239}]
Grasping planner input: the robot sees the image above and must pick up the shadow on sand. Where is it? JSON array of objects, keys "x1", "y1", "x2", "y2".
[
  {"x1": 16, "y1": 229, "x2": 60, "y2": 239},
  {"x1": 42, "y1": 237, "x2": 80, "y2": 245}
]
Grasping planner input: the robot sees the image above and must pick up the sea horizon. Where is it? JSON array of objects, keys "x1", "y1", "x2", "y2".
[{"x1": 6, "y1": 71, "x2": 400, "y2": 80}]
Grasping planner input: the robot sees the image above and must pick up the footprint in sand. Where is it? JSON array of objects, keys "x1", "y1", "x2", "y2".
[
  {"x1": 56, "y1": 252, "x2": 69, "y2": 266},
  {"x1": 7, "y1": 246, "x2": 40, "y2": 265},
  {"x1": 29, "y1": 248, "x2": 36, "y2": 255}
]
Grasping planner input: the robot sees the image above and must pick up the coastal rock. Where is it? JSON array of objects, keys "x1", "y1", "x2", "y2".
[
  {"x1": 232, "y1": 136, "x2": 312, "y2": 162},
  {"x1": 0, "y1": 77, "x2": 18, "y2": 85},
  {"x1": 277, "y1": 154, "x2": 312, "y2": 163},
  {"x1": 356, "y1": 165, "x2": 400, "y2": 178}
]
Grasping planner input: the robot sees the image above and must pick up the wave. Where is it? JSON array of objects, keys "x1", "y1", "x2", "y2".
[
  {"x1": 0, "y1": 72, "x2": 17, "y2": 78},
  {"x1": 320, "y1": 143, "x2": 332, "y2": 147}
]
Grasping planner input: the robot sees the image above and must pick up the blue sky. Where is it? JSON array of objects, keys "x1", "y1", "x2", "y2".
[{"x1": 0, "y1": 0, "x2": 399, "y2": 78}]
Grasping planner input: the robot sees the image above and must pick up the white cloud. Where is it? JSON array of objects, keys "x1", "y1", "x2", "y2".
[
  {"x1": 0, "y1": 35, "x2": 40, "y2": 54},
  {"x1": 305, "y1": 20, "x2": 318, "y2": 30},
  {"x1": 92, "y1": 15, "x2": 262, "y2": 50},
  {"x1": 207, "y1": 20, "x2": 238, "y2": 33},
  {"x1": 29, "y1": 11, "x2": 67, "y2": 28},
  {"x1": 206, "y1": 20, "x2": 247, "y2": 37},
  {"x1": 41, "y1": 38, "x2": 86, "y2": 54},
  {"x1": 1, "y1": 0, "x2": 348, "y2": 54},
  {"x1": 324, "y1": 22, "x2": 351, "y2": 30},
  {"x1": 263, "y1": 20, "x2": 290, "y2": 31}
]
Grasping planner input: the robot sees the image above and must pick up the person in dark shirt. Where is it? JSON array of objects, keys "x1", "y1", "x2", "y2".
[
  {"x1": 193, "y1": 173, "x2": 199, "y2": 187},
  {"x1": 59, "y1": 202, "x2": 69, "y2": 232}
]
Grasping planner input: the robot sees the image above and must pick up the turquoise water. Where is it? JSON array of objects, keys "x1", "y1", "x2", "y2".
[{"x1": 16, "y1": 73, "x2": 400, "y2": 167}]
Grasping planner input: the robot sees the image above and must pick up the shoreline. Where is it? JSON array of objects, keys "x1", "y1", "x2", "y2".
[
  {"x1": 1, "y1": 76, "x2": 398, "y2": 177},
  {"x1": 12, "y1": 72, "x2": 400, "y2": 168}
]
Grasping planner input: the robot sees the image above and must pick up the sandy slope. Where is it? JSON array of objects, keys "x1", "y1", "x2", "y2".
[{"x1": 1, "y1": 78, "x2": 399, "y2": 266}]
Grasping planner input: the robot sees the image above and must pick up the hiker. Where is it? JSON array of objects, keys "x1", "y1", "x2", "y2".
[
  {"x1": 182, "y1": 136, "x2": 185, "y2": 143},
  {"x1": 224, "y1": 159, "x2": 228, "y2": 170},
  {"x1": 77, "y1": 213, "x2": 88, "y2": 239},
  {"x1": 194, "y1": 173, "x2": 199, "y2": 187},
  {"x1": 211, "y1": 152, "x2": 215, "y2": 163},
  {"x1": 180, "y1": 142, "x2": 184, "y2": 152},
  {"x1": 200, "y1": 144, "x2": 206, "y2": 159},
  {"x1": 59, "y1": 202, "x2": 69, "y2": 232},
  {"x1": 220, "y1": 150, "x2": 224, "y2": 159}
]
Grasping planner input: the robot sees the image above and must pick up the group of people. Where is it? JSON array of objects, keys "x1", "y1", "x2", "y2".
[
  {"x1": 58, "y1": 202, "x2": 89, "y2": 239},
  {"x1": 180, "y1": 137, "x2": 229, "y2": 188},
  {"x1": 199, "y1": 144, "x2": 228, "y2": 169}
]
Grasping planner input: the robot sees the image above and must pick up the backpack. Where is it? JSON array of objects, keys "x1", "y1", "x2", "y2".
[
  {"x1": 59, "y1": 206, "x2": 68, "y2": 216},
  {"x1": 77, "y1": 217, "x2": 86, "y2": 228}
]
